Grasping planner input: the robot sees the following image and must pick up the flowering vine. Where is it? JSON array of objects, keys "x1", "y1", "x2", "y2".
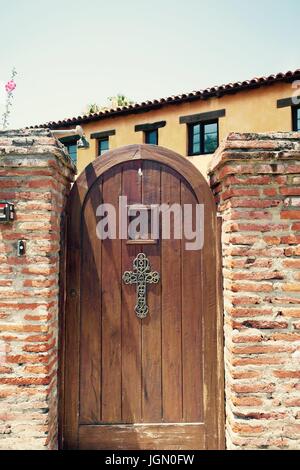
[{"x1": 1, "y1": 68, "x2": 17, "y2": 130}]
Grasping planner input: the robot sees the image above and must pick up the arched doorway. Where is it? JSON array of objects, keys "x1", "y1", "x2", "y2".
[{"x1": 61, "y1": 144, "x2": 224, "y2": 450}]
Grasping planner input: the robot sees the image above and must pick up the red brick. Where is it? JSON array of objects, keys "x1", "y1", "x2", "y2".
[
  {"x1": 283, "y1": 260, "x2": 300, "y2": 269},
  {"x1": 6, "y1": 355, "x2": 48, "y2": 364},
  {"x1": 270, "y1": 332, "x2": 300, "y2": 342},
  {"x1": 232, "y1": 423, "x2": 264, "y2": 435},
  {"x1": 25, "y1": 334, "x2": 53, "y2": 343},
  {"x1": 228, "y1": 308, "x2": 276, "y2": 320},
  {"x1": 263, "y1": 188, "x2": 278, "y2": 196},
  {"x1": 263, "y1": 236, "x2": 281, "y2": 246},
  {"x1": 273, "y1": 370, "x2": 300, "y2": 379},
  {"x1": 228, "y1": 210, "x2": 272, "y2": 221},
  {"x1": 226, "y1": 235, "x2": 260, "y2": 245},
  {"x1": 0, "y1": 280, "x2": 13, "y2": 287},
  {"x1": 0, "y1": 180, "x2": 21, "y2": 188},
  {"x1": 222, "y1": 188, "x2": 260, "y2": 201},
  {"x1": 230, "y1": 283, "x2": 273, "y2": 293},
  {"x1": 23, "y1": 279, "x2": 56, "y2": 288},
  {"x1": 231, "y1": 296, "x2": 262, "y2": 306},
  {"x1": 0, "y1": 169, "x2": 53, "y2": 177},
  {"x1": 0, "y1": 267, "x2": 13, "y2": 274},
  {"x1": 24, "y1": 365, "x2": 49, "y2": 374},
  {"x1": 285, "y1": 246, "x2": 300, "y2": 256},
  {"x1": 232, "y1": 334, "x2": 263, "y2": 344},
  {"x1": 281, "y1": 308, "x2": 300, "y2": 318},
  {"x1": 232, "y1": 345, "x2": 293, "y2": 354},
  {"x1": 226, "y1": 258, "x2": 273, "y2": 269},
  {"x1": 271, "y1": 296, "x2": 300, "y2": 305},
  {"x1": 233, "y1": 357, "x2": 286, "y2": 366},
  {"x1": 231, "y1": 271, "x2": 284, "y2": 281},
  {"x1": 23, "y1": 340, "x2": 55, "y2": 353},
  {"x1": 280, "y1": 188, "x2": 300, "y2": 196},
  {"x1": 0, "y1": 377, "x2": 51, "y2": 385},
  {"x1": 232, "y1": 383, "x2": 275, "y2": 393},
  {"x1": 281, "y1": 211, "x2": 300, "y2": 220},
  {"x1": 0, "y1": 325, "x2": 48, "y2": 333},
  {"x1": 24, "y1": 314, "x2": 51, "y2": 322},
  {"x1": 282, "y1": 283, "x2": 300, "y2": 292},
  {"x1": 285, "y1": 399, "x2": 300, "y2": 407},
  {"x1": 281, "y1": 235, "x2": 300, "y2": 244},
  {"x1": 28, "y1": 179, "x2": 55, "y2": 189},
  {"x1": 225, "y1": 175, "x2": 271, "y2": 186},
  {"x1": 231, "y1": 370, "x2": 261, "y2": 380},
  {"x1": 0, "y1": 366, "x2": 12, "y2": 374},
  {"x1": 232, "y1": 396, "x2": 263, "y2": 407},
  {"x1": 230, "y1": 199, "x2": 282, "y2": 209},
  {"x1": 21, "y1": 266, "x2": 56, "y2": 276}
]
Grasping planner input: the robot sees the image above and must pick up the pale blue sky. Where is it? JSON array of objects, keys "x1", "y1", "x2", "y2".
[{"x1": 0, "y1": 0, "x2": 299, "y2": 129}]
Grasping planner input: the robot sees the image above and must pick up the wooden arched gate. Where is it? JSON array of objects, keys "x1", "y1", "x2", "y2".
[{"x1": 61, "y1": 145, "x2": 224, "y2": 450}]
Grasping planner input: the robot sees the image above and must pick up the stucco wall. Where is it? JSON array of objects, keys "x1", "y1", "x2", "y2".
[{"x1": 71, "y1": 82, "x2": 296, "y2": 176}]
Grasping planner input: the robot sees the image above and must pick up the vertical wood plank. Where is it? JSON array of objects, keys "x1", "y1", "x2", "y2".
[
  {"x1": 181, "y1": 180, "x2": 203, "y2": 423},
  {"x1": 79, "y1": 187, "x2": 102, "y2": 424},
  {"x1": 101, "y1": 168, "x2": 122, "y2": 422},
  {"x1": 161, "y1": 166, "x2": 183, "y2": 422},
  {"x1": 121, "y1": 161, "x2": 143, "y2": 423},
  {"x1": 63, "y1": 185, "x2": 82, "y2": 448},
  {"x1": 141, "y1": 161, "x2": 162, "y2": 423}
]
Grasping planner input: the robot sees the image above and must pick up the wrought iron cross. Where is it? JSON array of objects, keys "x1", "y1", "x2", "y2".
[{"x1": 122, "y1": 253, "x2": 160, "y2": 319}]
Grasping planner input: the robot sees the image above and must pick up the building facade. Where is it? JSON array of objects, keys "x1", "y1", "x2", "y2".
[
  {"x1": 36, "y1": 69, "x2": 300, "y2": 176},
  {"x1": 1, "y1": 129, "x2": 300, "y2": 449}
]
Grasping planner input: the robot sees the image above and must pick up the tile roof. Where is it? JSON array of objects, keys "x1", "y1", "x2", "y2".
[{"x1": 33, "y1": 68, "x2": 300, "y2": 129}]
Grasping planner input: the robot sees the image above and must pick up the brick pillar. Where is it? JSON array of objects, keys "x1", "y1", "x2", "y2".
[
  {"x1": 209, "y1": 132, "x2": 300, "y2": 450},
  {"x1": 0, "y1": 129, "x2": 75, "y2": 449}
]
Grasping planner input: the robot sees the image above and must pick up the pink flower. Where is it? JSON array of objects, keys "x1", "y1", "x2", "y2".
[{"x1": 5, "y1": 80, "x2": 16, "y2": 93}]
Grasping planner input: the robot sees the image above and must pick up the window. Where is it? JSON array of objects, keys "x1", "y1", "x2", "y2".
[
  {"x1": 293, "y1": 107, "x2": 300, "y2": 131},
  {"x1": 135, "y1": 121, "x2": 166, "y2": 144},
  {"x1": 65, "y1": 143, "x2": 77, "y2": 165},
  {"x1": 145, "y1": 129, "x2": 158, "y2": 145},
  {"x1": 59, "y1": 137, "x2": 79, "y2": 166},
  {"x1": 188, "y1": 120, "x2": 219, "y2": 156},
  {"x1": 98, "y1": 137, "x2": 109, "y2": 156}
]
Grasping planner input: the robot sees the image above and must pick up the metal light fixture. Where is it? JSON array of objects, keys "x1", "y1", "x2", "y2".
[
  {"x1": 52, "y1": 125, "x2": 89, "y2": 149},
  {"x1": 77, "y1": 136, "x2": 90, "y2": 149}
]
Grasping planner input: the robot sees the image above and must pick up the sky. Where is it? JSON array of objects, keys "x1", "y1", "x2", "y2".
[{"x1": 0, "y1": 0, "x2": 299, "y2": 129}]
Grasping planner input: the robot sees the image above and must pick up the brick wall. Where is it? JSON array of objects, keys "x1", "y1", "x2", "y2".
[
  {"x1": 1, "y1": 129, "x2": 300, "y2": 450},
  {"x1": 210, "y1": 132, "x2": 300, "y2": 450},
  {"x1": 0, "y1": 129, "x2": 75, "y2": 449}
]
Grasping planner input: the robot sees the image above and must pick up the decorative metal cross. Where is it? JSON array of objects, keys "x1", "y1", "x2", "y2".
[{"x1": 122, "y1": 253, "x2": 160, "y2": 319}]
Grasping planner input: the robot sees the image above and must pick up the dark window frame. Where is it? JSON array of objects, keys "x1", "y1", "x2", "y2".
[
  {"x1": 135, "y1": 121, "x2": 166, "y2": 146},
  {"x1": 91, "y1": 129, "x2": 116, "y2": 140},
  {"x1": 65, "y1": 142, "x2": 78, "y2": 165},
  {"x1": 188, "y1": 119, "x2": 219, "y2": 156},
  {"x1": 59, "y1": 135, "x2": 80, "y2": 166},
  {"x1": 98, "y1": 137, "x2": 110, "y2": 156},
  {"x1": 292, "y1": 106, "x2": 300, "y2": 131},
  {"x1": 144, "y1": 128, "x2": 158, "y2": 145}
]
